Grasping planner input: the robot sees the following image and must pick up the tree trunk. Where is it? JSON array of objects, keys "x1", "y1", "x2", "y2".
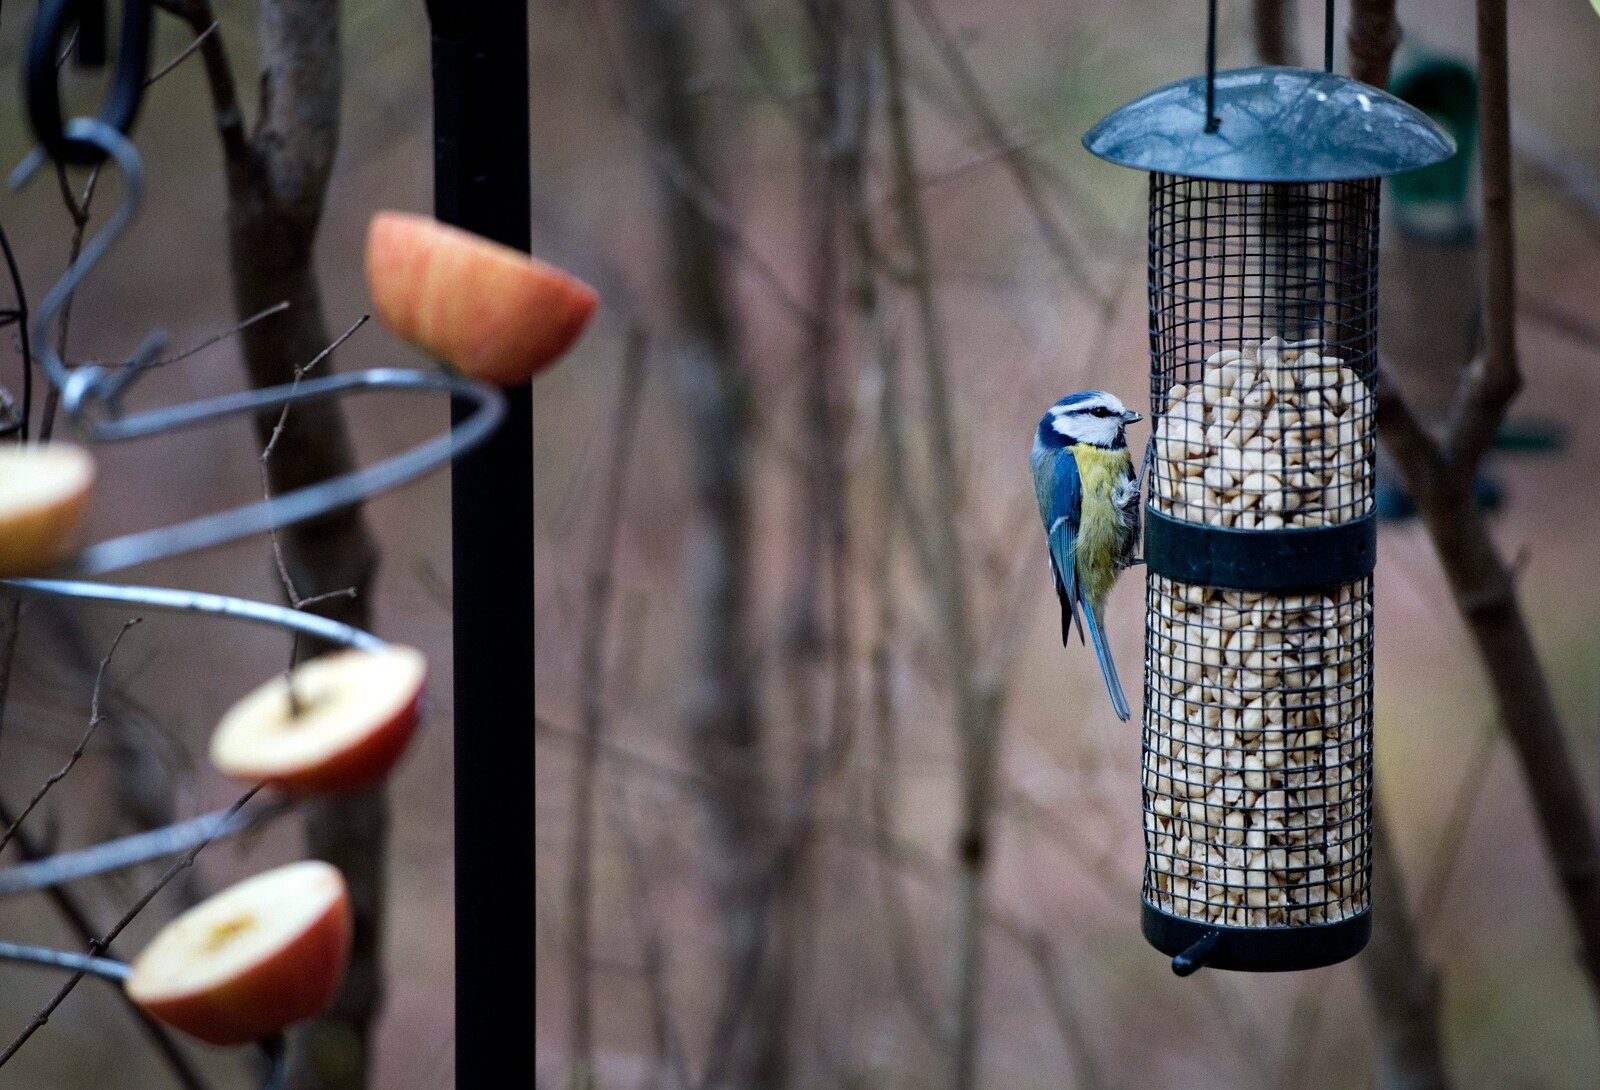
[
  {"x1": 1253, "y1": 0, "x2": 1295, "y2": 66},
  {"x1": 169, "y1": 1, "x2": 384, "y2": 1084},
  {"x1": 620, "y1": 1, "x2": 786, "y2": 1086}
]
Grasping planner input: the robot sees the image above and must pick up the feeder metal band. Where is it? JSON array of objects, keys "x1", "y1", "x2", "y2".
[{"x1": 1144, "y1": 507, "x2": 1375, "y2": 591}]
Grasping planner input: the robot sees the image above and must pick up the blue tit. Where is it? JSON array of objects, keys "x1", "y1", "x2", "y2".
[{"x1": 1031, "y1": 390, "x2": 1143, "y2": 721}]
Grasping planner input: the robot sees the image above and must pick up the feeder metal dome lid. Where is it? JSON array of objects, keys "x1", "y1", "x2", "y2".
[{"x1": 1084, "y1": 66, "x2": 1456, "y2": 183}]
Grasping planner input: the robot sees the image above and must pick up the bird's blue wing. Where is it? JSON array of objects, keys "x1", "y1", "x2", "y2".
[
  {"x1": 1047, "y1": 452, "x2": 1085, "y2": 647},
  {"x1": 1049, "y1": 449, "x2": 1131, "y2": 721}
]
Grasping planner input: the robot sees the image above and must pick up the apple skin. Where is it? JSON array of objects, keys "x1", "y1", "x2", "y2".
[
  {"x1": 366, "y1": 211, "x2": 598, "y2": 385},
  {"x1": 127, "y1": 869, "x2": 352, "y2": 1047},
  {"x1": 210, "y1": 649, "x2": 426, "y2": 795},
  {"x1": 0, "y1": 444, "x2": 94, "y2": 577}
]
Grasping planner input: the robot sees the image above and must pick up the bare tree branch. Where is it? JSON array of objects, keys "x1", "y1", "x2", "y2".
[
  {"x1": 873, "y1": 2, "x2": 997, "y2": 1086},
  {"x1": 1253, "y1": 0, "x2": 1295, "y2": 66},
  {"x1": 0, "y1": 620, "x2": 141, "y2": 857},
  {"x1": 161, "y1": 2, "x2": 386, "y2": 1084},
  {"x1": 0, "y1": 787, "x2": 259, "y2": 1069},
  {"x1": 1346, "y1": 0, "x2": 1399, "y2": 88},
  {"x1": 1442, "y1": 0, "x2": 1518, "y2": 471},
  {"x1": 568, "y1": 329, "x2": 648, "y2": 1081},
  {"x1": 1357, "y1": 812, "x2": 1452, "y2": 1090},
  {"x1": 145, "y1": 20, "x2": 220, "y2": 87},
  {"x1": 1364, "y1": 0, "x2": 1600, "y2": 1024},
  {"x1": 614, "y1": 0, "x2": 784, "y2": 1085},
  {"x1": 904, "y1": 0, "x2": 1102, "y2": 303}
]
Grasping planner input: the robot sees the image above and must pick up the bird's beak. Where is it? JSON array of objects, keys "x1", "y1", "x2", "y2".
[{"x1": 1122, "y1": 409, "x2": 1143, "y2": 424}]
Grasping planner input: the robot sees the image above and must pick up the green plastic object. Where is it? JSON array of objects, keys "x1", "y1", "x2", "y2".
[{"x1": 1389, "y1": 57, "x2": 1478, "y2": 241}]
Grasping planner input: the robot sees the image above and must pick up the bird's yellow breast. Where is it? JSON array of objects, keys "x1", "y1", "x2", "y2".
[{"x1": 1070, "y1": 443, "x2": 1133, "y2": 610}]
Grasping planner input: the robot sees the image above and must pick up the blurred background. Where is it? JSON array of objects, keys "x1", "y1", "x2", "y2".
[
  {"x1": 531, "y1": 0, "x2": 1600, "y2": 1087},
  {"x1": 0, "y1": 0, "x2": 1595, "y2": 1087}
]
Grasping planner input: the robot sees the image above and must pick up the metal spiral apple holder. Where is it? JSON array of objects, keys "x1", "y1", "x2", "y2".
[
  {"x1": 0, "y1": 3, "x2": 504, "y2": 1079},
  {"x1": 1084, "y1": 1, "x2": 1454, "y2": 973}
]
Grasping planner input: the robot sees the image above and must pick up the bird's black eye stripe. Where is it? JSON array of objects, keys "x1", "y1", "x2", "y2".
[{"x1": 1089, "y1": 407, "x2": 1114, "y2": 417}]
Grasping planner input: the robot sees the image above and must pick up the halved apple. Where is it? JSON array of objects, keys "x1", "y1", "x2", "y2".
[
  {"x1": 0, "y1": 442, "x2": 94, "y2": 576},
  {"x1": 365, "y1": 210, "x2": 598, "y2": 386},
  {"x1": 209, "y1": 647, "x2": 426, "y2": 794},
  {"x1": 125, "y1": 860, "x2": 352, "y2": 1046}
]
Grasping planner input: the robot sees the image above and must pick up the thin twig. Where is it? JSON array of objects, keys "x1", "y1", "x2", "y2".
[
  {"x1": 0, "y1": 619, "x2": 142, "y2": 857},
  {"x1": 0, "y1": 793, "x2": 211, "y2": 1090},
  {"x1": 584, "y1": 0, "x2": 819, "y2": 329},
  {"x1": 875, "y1": 3, "x2": 995, "y2": 1085},
  {"x1": 605, "y1": 775, "x2": 691, "y2": 1090},
  {"x1": 904, "y1": 0, "x2": 1104, "y2": 304},
  {"x1": 258, "y1": 314, "x2": 369, "y2": 716},
  {"x1": 260, "y1": 315, "x2": 370, "y2": 464},
  {"x1": 1416, "y1": 720, "x2": 1499, "y2": 922},
  {"x1": 145, "y1": 20, "x2": 221, "y2": 87},
  {"x1": 126, "y1": 300, "x2": 291, "y2": 371},
  {"x1": 568, "y1": 327, "x2": 648, "y2": 1080},
  {"x1": 0, "y1": 785, "x2": 262, "y2": 1068}
]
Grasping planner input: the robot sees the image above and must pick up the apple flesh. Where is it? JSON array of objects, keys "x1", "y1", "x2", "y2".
[
  {"x1": 209, "y1": 647, "x2": 426, "y2": 794},
  {"x1": 365, "y1": 210, "x2": 598, "y2": 385},
  {"x1": 125, "y1": 860, "x2": 352, "y2": 1046},
  {"x1": 0, "y1": 443, "x2": 94, "y2": 576}
]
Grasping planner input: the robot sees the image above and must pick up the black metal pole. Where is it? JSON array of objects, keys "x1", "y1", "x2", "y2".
[{"x1": 426, "y1": 3, "x2": 535, "y2": 1085}]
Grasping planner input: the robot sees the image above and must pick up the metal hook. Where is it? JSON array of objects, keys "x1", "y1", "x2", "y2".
[
  {"x1": 24, "y1": 0, "x2": 153, "y2": 166},
  {"x1": 9, "y1": 118, "x2": 163, "y2": 406},
  {"x1": 8, "y1": 120, "x2": 507, "y2": 576}
]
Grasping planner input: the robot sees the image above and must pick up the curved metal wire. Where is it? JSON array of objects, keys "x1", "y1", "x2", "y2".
[
  {"x1": 0, "y1": 797, "x2": 295, "y2": 898},
  {"x1": 0, "y1": 105, "x2": 497, "y2": 1082},
  {"x1": 2, "y1": 579, "x2": 387, "y2": 649},
  {"x1": 8, "y1": 119, "x2": 505, "y2": 577},
  {"x1": 69, "y1": 366, "x2": 501, "y2": 575},
  {"x1": 0, "y1": 942, "x2": 131, "y2": 983}
]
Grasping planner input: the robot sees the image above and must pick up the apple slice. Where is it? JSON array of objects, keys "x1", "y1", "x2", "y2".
[
  {"x1": 209, "y1": 647, "x2": 426, "y2": 794},
  {"x1": 0, "y1": 442, "x2": 94, "y2": 576},
  {"x1": 125, "y1": 860, "x2": 352, "y2": 1046},
  {"x1": 366, "y1": 210, "x2": 598, "y2": 386}
]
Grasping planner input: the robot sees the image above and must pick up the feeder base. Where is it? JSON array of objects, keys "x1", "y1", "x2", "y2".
[{"x1": 1142, "y1": 900, "x2": 1370, "y2": 974}]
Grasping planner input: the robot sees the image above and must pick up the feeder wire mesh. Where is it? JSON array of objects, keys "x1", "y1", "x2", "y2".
[
  {"x1": 1138, "y1": 173, "x2": 1379, "y2": 968},
  {"x1": 1147, "y1": 175, "x2": 1379, "y2": 533}
]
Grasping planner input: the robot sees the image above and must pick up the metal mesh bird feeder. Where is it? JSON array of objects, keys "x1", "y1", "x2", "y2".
[{"x1": 1084, "y1": 5, "x2": 1454, "y2": 973}]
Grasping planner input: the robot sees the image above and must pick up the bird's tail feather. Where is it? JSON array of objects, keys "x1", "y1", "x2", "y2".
[{"x1": 1080, "y1": 596, "x2": 1131, "y2": 722}]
